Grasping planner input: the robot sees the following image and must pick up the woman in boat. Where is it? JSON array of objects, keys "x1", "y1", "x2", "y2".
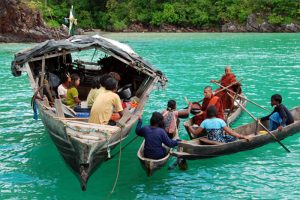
[
  {"x1": 185, "y1": 106, "x2": 250, "y2": 143},
  {"x1": 57, "y1": 72, "x2": 71, "y2": 100},
  {"x1": 65, "y1": 73, "x2": 81, "y2": 108},
  {"x1": 162, "y1": 100, "x2": 192, "y2": 138},
  {"x1": 136, "y1": 112, "x2": 179, "y2": 159},
  {"x1": 87, "y1": 76, "x2": 101, "y2": 107}
]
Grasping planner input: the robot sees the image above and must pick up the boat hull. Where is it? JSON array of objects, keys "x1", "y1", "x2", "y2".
[{"x1": 171, "y1": 106, "x2": 300, "y2": 159}]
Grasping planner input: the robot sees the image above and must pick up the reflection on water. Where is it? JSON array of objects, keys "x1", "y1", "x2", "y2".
[{"x1": 0, "y1": 33, "x2": 300, "y2": 199}]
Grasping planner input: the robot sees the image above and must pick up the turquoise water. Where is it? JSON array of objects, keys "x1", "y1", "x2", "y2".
[{"x1": 1, "y1": 33, "x2": 300, "y2": 199}]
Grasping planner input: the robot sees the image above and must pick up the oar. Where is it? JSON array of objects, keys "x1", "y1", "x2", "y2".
[
  {"x1": 186, "y1": 80, "x2": 243, "y2": 105},
  {"x1": 225, "y1": 85, "x2": 241, "y2": 123},
  {"x1": 227, "y1": 92, "x2": 291, "y2": 153},
  {"x1": 212, "y1": 81, "x2": 270, "y2": 112}
]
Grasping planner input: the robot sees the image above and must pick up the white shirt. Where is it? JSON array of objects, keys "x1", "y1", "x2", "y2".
[{"x1": 57, "y1": 84, "x2": 68, "y2": 98}]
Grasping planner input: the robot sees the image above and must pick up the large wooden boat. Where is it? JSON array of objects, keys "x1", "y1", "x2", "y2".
[
  {"x1": 11, "y1": 35, "x2": 167, "y2": 190},
  {"x1": 171, "y1": 106, "x2": 300, "y2": 159},
  {"x1": 184, "y1": 95, "x2": 247, "y2": 139},
  {"x1": 137, "y1": 131, "x2": 179, "y2": 176}
]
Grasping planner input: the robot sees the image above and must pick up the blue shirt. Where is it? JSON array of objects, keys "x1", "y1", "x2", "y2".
[
  {"x1": 200, "y1": 118, "x2": 236, "y2": 143},
  {"x1": 135, "y1": 119, "x2": 178, "y2": 159}
]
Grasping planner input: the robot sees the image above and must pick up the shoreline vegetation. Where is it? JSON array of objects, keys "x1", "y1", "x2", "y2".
[{"x1": 0, "y1": 0, "x2": 300, "y2": 42}]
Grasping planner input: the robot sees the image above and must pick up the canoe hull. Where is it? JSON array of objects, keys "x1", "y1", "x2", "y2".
[{"x1": 172, "y1": 106, "x2": 300, "y2": 159}]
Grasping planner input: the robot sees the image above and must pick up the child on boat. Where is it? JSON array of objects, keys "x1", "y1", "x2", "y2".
[
  {"x1": 87, "y1": 76, "x2": 101, "y2": 107},
  {"x1": 260, "y1": 94, "x2": 294, "y2": 131},
  {"x1": 65, "y1": 73, "x2": 81, "y2": 108},
  {"x1": 136, "y1": 112, "x2": 179, "y2": 159},
  {"x1": 162, "y1": 99, "x2": 192, "y2": 138},
  {"x1": 185, "y1": 106, "x2": 250, "y2": 143},
  {"x1": 57, "y1": 72, "x2": 71, "y2": 100}
]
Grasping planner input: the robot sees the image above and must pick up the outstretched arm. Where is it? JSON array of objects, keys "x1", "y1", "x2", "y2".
[
  {"x1": 135, "y1": 119, "x2": 144, "y2": 136},
  {"x1": 161, "y1": 130, "x2": 178, "y2": 148},
  {"x1": 178, "y1": 102, "x2": 192, "y2": 117},
  {"x1": 185, "y1": 124, "x2": 204, "y2": 136},
  {"x1": 223, "y1": 126, "x2": 251, "y2": 141}
]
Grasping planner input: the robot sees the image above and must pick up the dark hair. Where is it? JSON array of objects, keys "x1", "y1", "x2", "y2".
[
  {"x1": 60, "y1": 73, "x2": 69, "y2": 84},
  {"x1": 167, "y1": 100, "x2": 176, "y2": 111},
  {"x1": 100, "y1": 74, "x2": 112, "y2": 86},
  {"x1": 103, "y1": 77, "x2": 118, "y2": 91},
  {"x1": 150, "y1": 112, "x2": 165, "y2": 128},
  {"x1": 271, "y1": 94, "x2": 282, "y2": 104},
  {"x1": 91, "y1": 76, "x2": 100, "y2": 89},
  {"x1": 70, "y1": 73, "x2": 80, "y2": 87},
  {"x1": 207, "y1": 106, "x2": 217, "y2": 118}
]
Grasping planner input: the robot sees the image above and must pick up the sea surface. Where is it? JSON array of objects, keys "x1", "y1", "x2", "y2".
[{"x1": 0, "y1": 33, "x2": 300, "y2": 199}]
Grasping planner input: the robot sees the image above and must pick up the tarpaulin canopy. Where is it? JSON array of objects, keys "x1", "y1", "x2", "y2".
[{"x1": 11, "y1": 35, "x2": 166, "y2": 83}]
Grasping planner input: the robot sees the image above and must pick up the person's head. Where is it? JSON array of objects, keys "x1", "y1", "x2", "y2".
[
  {"x1": 103, "y1": 77, "x2": 118, "y2": 91},
  {"x1": 207, "y1": 105, "x2": 217, "y2": 118},
  {"x1": 91, "y1": 76, "x2": 101, "y2": 89},
  {"x1": 100, "y1": 74, "x2": 112, "y2": 87},
  {"x1": 204, "y1": 86, "x2": 213, "y2": 99},
  {"x1": 271, "y1": 94, "x2": 282, "y2": 106},
  {"x1": 61, "y1": 72, "x2": 71, "y2": 84},
  {"x1": 109, "y1": 72, "x2": 121, "y2": 82},
  {"x1": 225, "y1": 66, "x2": 231, "y2": 75},
  {"x1": 167, "y1": 100, "x2": 176, "y2": 111},
  {"x1": 70, "y1": 73, "x2": 80, "y2": 87},
  {"x1": 150, "y1": 112, "x2": 165, "y2": 128}
]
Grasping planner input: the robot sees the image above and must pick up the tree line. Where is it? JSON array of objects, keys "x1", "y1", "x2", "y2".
[{"x1": 26, "y1": 0, "x2": 300, "y2": 31}]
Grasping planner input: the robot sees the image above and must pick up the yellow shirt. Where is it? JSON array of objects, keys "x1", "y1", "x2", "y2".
[
  {"x1": 89, "y1": 89, "x2": 123, "y2": 125},
  {"x1": 87, "y1": 87, "x2": 106, "y2": 107},
  {"x1": 65, "y1": 87, "x2": 79, "y2": 108}
]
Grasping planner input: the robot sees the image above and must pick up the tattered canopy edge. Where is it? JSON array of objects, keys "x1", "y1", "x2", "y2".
[{"x1": 11, "y1": 35, "x2": 167, "y2": 83}]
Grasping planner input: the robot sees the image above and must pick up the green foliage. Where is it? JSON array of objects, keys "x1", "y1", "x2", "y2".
[{"x1": 26, "y1": 0, "x2": 300, "y2": 31}]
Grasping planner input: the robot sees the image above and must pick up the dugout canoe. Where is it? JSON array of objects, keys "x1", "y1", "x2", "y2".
[
  {"x1": 184, "y1": 95, "x2": 247, "y2": 139},
  {"x1": 137, "y1": 131, "x2": 179, "y2": 176},
  {"x1": 171, "y1": 106, "x2": 300, "y2": 159},
  {"x1": 11, "y1": 35, "x2": 167, "y2": 190}
]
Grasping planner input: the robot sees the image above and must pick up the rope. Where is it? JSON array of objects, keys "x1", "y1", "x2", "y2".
[{"x1": 110, "y1": 131, "x2": 123, "y2": 194}]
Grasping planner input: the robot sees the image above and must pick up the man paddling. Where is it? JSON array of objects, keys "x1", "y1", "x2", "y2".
[
  {"x1": 211, "y1": 66, "x2": 241, "y2": 110},
  {"x1": 260, "y1": 94, "x2": 294, "y2": 131},
  {"x1": 192, "y1": 86, "x2": 224, "y2": 125}
]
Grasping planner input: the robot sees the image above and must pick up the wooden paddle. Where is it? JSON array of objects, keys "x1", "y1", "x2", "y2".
[
  {"x1": 227, "y1": 92, "x2": 291, "y2": 153},
  {"x1": 212, "y1": 81, "x2": 270, "y2": 112}
]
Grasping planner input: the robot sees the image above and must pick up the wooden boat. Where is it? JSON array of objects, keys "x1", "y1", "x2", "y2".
[
  {"x1": 137, "y1": 131, "x2": 179, "y2": 176},
  {"x1": 11, "y1": 35, "x2": 167, "y2": 190},
  {"x1": 171, "y1": 106, "x2": 300, "y2": 159},
  {"x1": 184, "y1": 95, "x2": 247, "y2": 139}
]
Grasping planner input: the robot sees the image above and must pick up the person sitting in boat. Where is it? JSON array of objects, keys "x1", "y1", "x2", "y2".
[
  {"x1": 89, "y1": 77, "x2": 123, "y2": 125},
  {"x1": 88, "y1": 72, "x2": 121, "y2": 108},
  {"x1": 185, "y1": 106, "x2": 250, "y2": 143},
  {"x1": 260, "y1": 94, "x2": 294, "y2": 131},
  {"x1": 211, "y1": 66, "x2": 242, "y2": 110},
  {"x1": 65, "y1": 73, "x2": 81, "y2": 108},
  {"x1": 87, "y1": 76, "x2": 101, "y2": 107},
  {"x1": 57, "y1": 72, "x2": 71, "y2": 100},
  {"x1": 162, "y1": 100, "x2": 192, "y2": 138},
  {"x1": 136, "y1": 112, "x2": 179, "y2": 159},
  {"x1": 192, "y1": 86, "x2": 224, "y2": 125}
]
